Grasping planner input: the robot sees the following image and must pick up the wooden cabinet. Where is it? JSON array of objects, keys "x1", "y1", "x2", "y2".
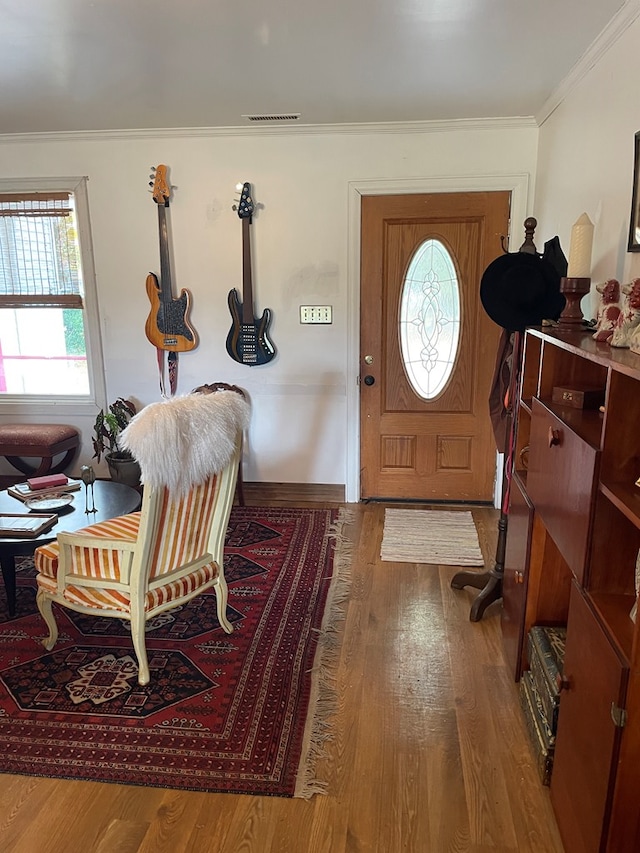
[
  {"x1": 505, "y1": 327, "x2": 640, "y2": 853},
  {"x1": 551, "y1": 582, "x2": 628, "y2": 853}
]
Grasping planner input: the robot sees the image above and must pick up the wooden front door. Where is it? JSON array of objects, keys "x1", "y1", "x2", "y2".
[{"x1": 360, "y1": 191, "x2": 510, "y2": 501}]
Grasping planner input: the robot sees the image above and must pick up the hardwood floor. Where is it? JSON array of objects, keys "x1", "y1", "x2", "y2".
[{"x1": 0, "y1": 499, "x2": 564, "y2": 853}]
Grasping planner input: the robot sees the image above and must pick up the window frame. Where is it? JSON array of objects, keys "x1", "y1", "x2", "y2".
[{"x1": 0, "y1": 176, "x2": 106, "y2": 416}]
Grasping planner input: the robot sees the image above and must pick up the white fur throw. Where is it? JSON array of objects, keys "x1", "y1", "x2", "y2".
[{"x1": 119, "y1": 391, "x2": 250, "y2": 495}]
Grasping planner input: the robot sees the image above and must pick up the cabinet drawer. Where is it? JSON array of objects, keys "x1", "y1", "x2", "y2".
[{"x1": 527, "y1": 398, "x2": 599, "y2": 583}]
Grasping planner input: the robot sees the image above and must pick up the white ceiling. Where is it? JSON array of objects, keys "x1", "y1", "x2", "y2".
[{"x1": 0, "y1": 0, "x2": 629, "y2": 136}]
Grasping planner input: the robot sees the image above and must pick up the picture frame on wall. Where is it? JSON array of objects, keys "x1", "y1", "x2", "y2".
[{"x1": 628, "y1": 130, "x2": 640, "y2": 252}]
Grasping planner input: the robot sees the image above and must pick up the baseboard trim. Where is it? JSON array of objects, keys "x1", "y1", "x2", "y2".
[
  {"x1": 0, "y1": 475, "x2": 346, "y2": 505},
  {"x1": 243, "y1": 482, "x2": 345, "y2": 503}
]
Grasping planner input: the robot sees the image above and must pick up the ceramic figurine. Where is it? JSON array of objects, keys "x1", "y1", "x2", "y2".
[
  {"x1": 593, "y1": 279, "x2": 621, "y2": 343},
  {"x1": 610, "y1": 279, "x2": 640, "y2": 348}
]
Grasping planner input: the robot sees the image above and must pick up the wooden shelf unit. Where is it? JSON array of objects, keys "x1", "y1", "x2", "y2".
[{"x1": 503, "y1": 326, "x2": 640, "y2": 853}]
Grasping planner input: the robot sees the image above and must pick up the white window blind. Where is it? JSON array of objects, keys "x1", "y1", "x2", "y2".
[{"x1": 0, "y1": 192, "x2": 84, "y2": 308}]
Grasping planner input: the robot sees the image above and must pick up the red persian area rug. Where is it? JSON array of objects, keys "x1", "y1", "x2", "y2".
[{"x1": 0, "y1": 506, "x2": 351, "y2": 798}]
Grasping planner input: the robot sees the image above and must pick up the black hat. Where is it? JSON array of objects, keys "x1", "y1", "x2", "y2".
[{"x1": 480, "y1": 251, "x2": 565, "y2": 332}]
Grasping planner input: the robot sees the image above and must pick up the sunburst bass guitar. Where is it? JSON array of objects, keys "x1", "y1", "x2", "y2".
[
  {"x1": 144, "y1": 165, "x2": 198, "y2": 352},
  {"x1": 226, "y1": 182, "x2": 275, "y2": 366}
]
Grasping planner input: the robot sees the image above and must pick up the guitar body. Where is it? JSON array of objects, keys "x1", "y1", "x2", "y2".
[
  {"x1": 226, "y1": 288, "x2": 275, "y2": 366},
  {"x1": 145, "y1": 273, "x2": 198, "y2": 352}
]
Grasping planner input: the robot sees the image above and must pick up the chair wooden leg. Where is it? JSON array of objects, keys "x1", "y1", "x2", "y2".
[
  {"x1": 130, "y1": 610, "x2": 150, "y2": 686},
  {"x1": 236, "y1": 460, "x2": 245, "y2": 506},
  {"x1": 36, "y1": 590, "x2": 59, "y2": 650},
  {"x1": 216, "y1": 575, "x2": 233, "y2": 634},
  {"x1": 5, "y1": 451, "x2": 78, "y2": 477}
]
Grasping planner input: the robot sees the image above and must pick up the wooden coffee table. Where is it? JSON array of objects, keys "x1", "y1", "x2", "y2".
[{"x1": 0, "y1": 480, "x2": 141, "y2": 617}]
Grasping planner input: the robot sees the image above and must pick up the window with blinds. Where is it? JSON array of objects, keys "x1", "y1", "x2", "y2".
[
  {"x1": 0, "y1": 178, "x2": 103, "y2": 402},
  {"x1": 0, "y1": 192, "x2": 84, "y2": 308}
]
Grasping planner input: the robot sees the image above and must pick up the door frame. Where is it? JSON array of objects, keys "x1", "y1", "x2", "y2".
[{"x1": 345, "y1": 173, "x2": 531, "y2": 503}]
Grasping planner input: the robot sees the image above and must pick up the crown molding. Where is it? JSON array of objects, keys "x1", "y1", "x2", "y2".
[
  {"x1": 0, "y1": 116, "x2": 537, "y2": 145},
  {"x1": 537, "y1": 0, "x2": 640, "y2": 126}
]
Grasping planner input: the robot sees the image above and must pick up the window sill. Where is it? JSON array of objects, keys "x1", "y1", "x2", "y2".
[{"x1": 0, "y1": 395, "x2": 99, "y2": 418}]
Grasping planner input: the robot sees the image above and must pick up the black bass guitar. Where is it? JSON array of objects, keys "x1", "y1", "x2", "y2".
[
  {"x1": 145, "y1": 165, "x2": 198, "y2": 352},
  {"x1": 226, "y1": 182, "x2": 275, "y2": 366}
]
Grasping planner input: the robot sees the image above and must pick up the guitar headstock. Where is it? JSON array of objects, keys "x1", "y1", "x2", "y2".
[
  {"x1": 234, "y1": 182, "x2": 254, "y2": 219},
  {"x1": 149, "y1": 165, "x2": 170, "y2": 206}
]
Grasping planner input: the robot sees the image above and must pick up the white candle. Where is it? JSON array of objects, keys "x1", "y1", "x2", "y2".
[{"x1": 567, "y1": 213, "x2": 594, "y2": 278}]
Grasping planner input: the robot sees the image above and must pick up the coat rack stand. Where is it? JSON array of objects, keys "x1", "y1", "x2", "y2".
[
  {"x1": 450, "y1": 218, "x2": 539, "y2": 621},
  {"x1": 450, "y1": 330, "x2": 522, "y2": 620}
]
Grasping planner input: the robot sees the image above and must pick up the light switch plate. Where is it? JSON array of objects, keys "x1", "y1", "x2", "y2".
[{"x1": 300, "y1": 305, "x2": 332, "y2": 324}]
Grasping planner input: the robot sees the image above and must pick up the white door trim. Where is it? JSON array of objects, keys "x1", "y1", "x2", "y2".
[{"x1": 345, "y1": 173, "x2": 531, "y2": 503}]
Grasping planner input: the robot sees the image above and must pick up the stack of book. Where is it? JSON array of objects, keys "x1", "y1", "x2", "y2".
[
  {"x1": 519, "y1": 625, "x2": 567, "y2": 786},
  {"x1": 8, "y1": 474, "x2": 82, "y2": 503}
]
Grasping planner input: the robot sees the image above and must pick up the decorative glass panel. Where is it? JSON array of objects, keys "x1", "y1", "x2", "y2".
[{"x1": 399, "y1": 238, "x2": 460, "y2": 399}]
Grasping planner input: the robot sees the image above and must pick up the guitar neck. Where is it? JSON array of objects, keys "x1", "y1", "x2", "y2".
[
  {"x1": 157, "y1": 203, "x2": 173, "y2": 303},
  {"x1": 241, "y1": 217, "x2": 255, "y2": 323}
]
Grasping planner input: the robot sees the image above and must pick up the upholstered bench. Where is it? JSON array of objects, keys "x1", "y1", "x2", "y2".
[{"x1": 0, "y1": 423, "x2": 80, "y2": 477}]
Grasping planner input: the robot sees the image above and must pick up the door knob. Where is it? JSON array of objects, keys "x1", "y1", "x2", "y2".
[{"x1": 363, "y1": 375, "x2": 375, "y2": 386}]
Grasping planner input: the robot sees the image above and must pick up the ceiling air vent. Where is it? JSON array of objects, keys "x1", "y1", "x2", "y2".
[{"x1": 242, "y1": 113, "x2": 301, "y2": 123}]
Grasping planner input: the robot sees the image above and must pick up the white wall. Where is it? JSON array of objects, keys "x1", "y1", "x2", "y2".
[
  {"x1": 0, "y1": 122, "x2": 538, "y2": 492},
  {"x1": 534, "y1": 14, "x2": 640, "y2": 317}
]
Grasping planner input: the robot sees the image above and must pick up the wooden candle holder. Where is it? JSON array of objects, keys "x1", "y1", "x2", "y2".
[{"x1": 557, "y1": 276, "x2": 590, "y2": 326}]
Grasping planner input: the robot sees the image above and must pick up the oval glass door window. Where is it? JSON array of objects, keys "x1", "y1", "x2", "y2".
[{"x1": 399, "y1": 238, "x2": 460, "y2": 399}]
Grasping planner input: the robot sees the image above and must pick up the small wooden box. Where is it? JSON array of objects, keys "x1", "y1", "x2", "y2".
[{"x1": 551, "y1": 385, "x2": 604, "y2": 409}]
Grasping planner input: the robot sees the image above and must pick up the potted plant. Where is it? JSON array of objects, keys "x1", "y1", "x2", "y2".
[{"x1": 92, "y1": 397, "x2": 141, "y2": 487}]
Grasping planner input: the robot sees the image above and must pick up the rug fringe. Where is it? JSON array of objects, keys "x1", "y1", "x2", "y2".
[{"x1": 294, "y1": 506, "x2": 354, "y2": 798}]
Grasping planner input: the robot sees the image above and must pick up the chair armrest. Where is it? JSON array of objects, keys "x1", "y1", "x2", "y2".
[
  {"x1": 57, "y1": 531, "x2": 137, "y2": 552},
  {"x1": 56, "y1": 531, "x2": 139, "y2": 587}
]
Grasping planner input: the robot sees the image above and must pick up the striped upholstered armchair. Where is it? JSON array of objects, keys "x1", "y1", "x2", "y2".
[{"x1": 34, "y1": 390, "x2": 251, "y2": 685}]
